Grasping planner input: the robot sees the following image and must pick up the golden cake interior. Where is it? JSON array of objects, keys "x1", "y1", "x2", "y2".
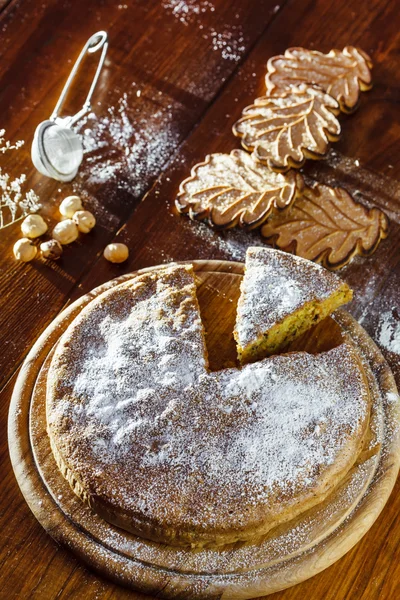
[
  {"x1": 237, "y1": 285, "x2": 352, "y2": 364},
  {"x1": 234, "y1": 247, "x2": 353, "y2": 365}
]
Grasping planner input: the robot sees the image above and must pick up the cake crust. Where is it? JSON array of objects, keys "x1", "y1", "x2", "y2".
[{"x1": 47, "y1": 264, "x2": 369, "y2": 548}]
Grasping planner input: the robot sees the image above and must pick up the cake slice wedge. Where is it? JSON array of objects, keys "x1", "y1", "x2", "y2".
[{"x1": 234, "y1": 247, "x2": 353, "y2": 364}]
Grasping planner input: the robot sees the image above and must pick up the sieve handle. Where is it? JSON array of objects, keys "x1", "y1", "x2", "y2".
[{"x1": 50, "y1": 31, "x2": 108, "y2": 128}]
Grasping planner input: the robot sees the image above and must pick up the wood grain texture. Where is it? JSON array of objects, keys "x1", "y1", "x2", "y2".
[
  {"x1": 2, "y1": 0, "x2": 400, "y2": 597},
  {"x1": 0, "y1": 0, "x2": 13, "y2": 12},
  {"x1": 8, "y1": 261, "x2": 400, "y2": 599},
  {"x1": 0, "y1": 0, "x2": 282, "y2": 390}
]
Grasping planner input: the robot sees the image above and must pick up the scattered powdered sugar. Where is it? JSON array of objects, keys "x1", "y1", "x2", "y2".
[
  {"x1": 162, "y1": 0, "x2": 246, "y2": 62},
  {"x1": 48, "y1": 264, "x2": 368, "y2": 538},
  {"x1": 162, "y1": 0, "x2": 215, "y2": 25},
  {"x1": 76, "y1": 94, "x2": 179, "y2": 197},
  {"x1": 181, "y1": 216, "x2": 259, "y2": 261},
  {"x1": 236, "y1": 246, "x2": 343, "y2": 347},
  {"x1": 386, "y1": 391, "x2": 400, "y2": 404},
  {"x1": 210, "y1": 27, "x2": 246, "y2": 62},
  {"x1": 354, "y1": 268, "x2": 400, "y2": 359},
  {"x1": 72, "y1": 11, "x2": 247, "y2": 201},
  {"x1": 376, "y1": 309, "x2": 400, "y2": 354}
]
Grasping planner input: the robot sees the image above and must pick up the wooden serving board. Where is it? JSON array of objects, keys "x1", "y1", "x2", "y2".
[{"x1": 8, "y1": 260, "x2": 400, "y2": 600}]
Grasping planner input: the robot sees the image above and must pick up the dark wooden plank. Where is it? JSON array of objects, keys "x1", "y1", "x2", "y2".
[
  {"x1": 0, "y1": 0, "x2": 284, "y2": 390},
  {"x1": 0, "y1": 0, "x2": 14, "y2": 13}
]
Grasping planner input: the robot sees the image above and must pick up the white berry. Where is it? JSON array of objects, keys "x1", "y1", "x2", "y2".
[
  {"x1": 59, "y1": 195, "x2": 82, "y2": 218},
  {"x1": 73, "y1": 210, "x2": 96, "y2": 233},
  {"x1": 21, "y1": 214, "x2": 48, "y2": 238},
  {"x1": 52, "y1": 219, "x2": 79, "y2": 245},
  {"x1": 13, "y1": 238, "x2": 37, "y2": 262},
  {"x1": 40, "y1": 239, "x2": 63, "y2": 260},
  {"x1": 103, "y1": 243, "x2": 129, "y2": 263}
]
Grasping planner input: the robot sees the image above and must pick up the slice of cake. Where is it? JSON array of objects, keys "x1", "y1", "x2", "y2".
[{"x1": 234, "y1": 247, "x2": 353, "y2": 363}]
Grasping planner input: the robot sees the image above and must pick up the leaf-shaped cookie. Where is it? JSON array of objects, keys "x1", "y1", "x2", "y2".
[
  {"x1": 233, "y1": 85, "x2": 340, "y2": 172},
  {"x1": 266, "y1": 46, "x2": 372, "y2": 113},
  {"x1": 175, "y1": 149, "x2": 304, "y2": 229},
  {"x1": 261, "y1": 183, "x2": 389, "y2": 270}
]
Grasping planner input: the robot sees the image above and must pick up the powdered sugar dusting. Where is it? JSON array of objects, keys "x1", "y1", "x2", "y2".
[
  {"x1": 181, "y1": 216, "x2": 259, "y2": 261},
  {"x1": 162, "y1": 1, "x2": 246, "y2": 62},
  {"x1": 377, "y1": 309, "x2": 400, "y2": 354},
  {"x1": 76, "y1": 94, "x2": 179, "y2": 197},
  {"x1": 352, "y1": 266, "x2": 400, "y2": 360},
  {"x1": 162, "y1": 0, "x2": 215, "y2": 25},
  {"x1": 236, "y1": 247, "x2": 344, "y2": 347},
  {"x1": 48, "y1": 264, "x2": 368, "y2": 543},
  {"x1": 210, "y1": 27, "x2": 246, "y2": 62}
]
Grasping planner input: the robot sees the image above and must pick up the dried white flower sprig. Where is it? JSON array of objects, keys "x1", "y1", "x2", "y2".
[{"x1": 0, "y1": 129, "x2": 41, "y2": 230}]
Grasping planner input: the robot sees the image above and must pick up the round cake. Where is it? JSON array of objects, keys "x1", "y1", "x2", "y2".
[{"x1": 46, "y1": 260, "x2": 370, "y2": 548}]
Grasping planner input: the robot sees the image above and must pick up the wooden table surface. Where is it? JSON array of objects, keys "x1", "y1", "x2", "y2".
[{"x1": 1, "y1": 0, "x2": 399, "y2": 598}]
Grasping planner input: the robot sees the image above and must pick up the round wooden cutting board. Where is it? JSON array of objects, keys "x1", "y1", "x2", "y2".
[{"x1": 8, "y1": 260, "x2": 400, "y2": 600}]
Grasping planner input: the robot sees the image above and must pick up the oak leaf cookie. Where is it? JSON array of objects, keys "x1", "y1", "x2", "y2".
[
  {"x1": 233, "y1": 85, "x2": 341, "y2": 172},
  {"x1": 175, "y1": 149, "x2": 304, "y2": 229},
  {"x1": 266, "y1": 46, "x2": 372, "y2": 113},
  {"x1": 261, "y1": 183, "x2": 389, "y2": 269}
]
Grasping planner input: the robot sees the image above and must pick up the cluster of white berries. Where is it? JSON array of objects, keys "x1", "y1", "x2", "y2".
[{"x1": 13, "y1": 195, "x2": 129, "y2": 265}]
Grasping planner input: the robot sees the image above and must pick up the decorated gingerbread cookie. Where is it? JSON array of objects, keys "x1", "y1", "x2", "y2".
[
  {"x1": 266, "y1": 46, "x2": 372, "y2": 113},
  {"x1": 261, "y1": 183, "x2": 388, "y2": 269},
  {"x1": 233, "y1": 84, "x2": 341, "y2": 172},
  {"x1": 175, "y1": 149, "x2": 304, "y2": 229}
]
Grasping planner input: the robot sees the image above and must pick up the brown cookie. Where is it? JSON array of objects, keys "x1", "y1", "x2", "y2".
[
  {"x1": 233, "y1": 84, "x2": 341, "y2": 172},
  {"x1": 261, "y1": 183, "x2": 388, "y2": 270},
  {"x1": 175, "y1": 149, "x2": 304, "y2": 229},
  {"x1": 266, "y1": 46, "x2": 372, "y2": 113}
]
